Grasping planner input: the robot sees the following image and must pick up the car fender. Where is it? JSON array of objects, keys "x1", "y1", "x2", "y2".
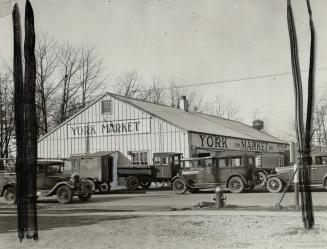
[
  {"x1": 225, "y1": 173, "x2": 247, "y2": 188},
  {"x1": 46, "y1": 181, "x2": 75, "y2": 196},
  {"x1": 323, "y1": 174, "x2": 327, "y2": 185},
  {"x1": 0, "y1": 183, "x2": 16, "y2": 197},
  {"x1": 267, "y1": 174, "x2": 288, "y2": 184},
  {"x1": 171, "y1": 175, "x2": 191, "y2": 187}
]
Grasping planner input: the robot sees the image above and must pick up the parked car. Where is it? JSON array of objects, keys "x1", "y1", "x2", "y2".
[
  {"x1": 172, "y1": 152, "x2": 259, "y2": 194},
  {"x1": 266, "y1": 153, "x2": 327, "y2": 193},
  {"x1": 0, "y1": 160, "x2": 95, "y2": 204}
]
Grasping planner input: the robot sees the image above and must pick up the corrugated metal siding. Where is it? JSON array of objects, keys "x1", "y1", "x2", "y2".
[{"x1": 38, "y1": 94, "x2": 189, "y2": 162}]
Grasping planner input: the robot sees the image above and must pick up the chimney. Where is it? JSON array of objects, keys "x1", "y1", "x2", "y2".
[
  {"x1": 252, "y1": 119, "x2": 264, "y2": 131},
  {"x1": 180, "y1": 95, "x2": 189, "y2": 112}
]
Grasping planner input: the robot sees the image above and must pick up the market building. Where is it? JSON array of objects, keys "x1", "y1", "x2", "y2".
[{"x1": 38, "y1": 92, "x2": 288, "y2": 165}]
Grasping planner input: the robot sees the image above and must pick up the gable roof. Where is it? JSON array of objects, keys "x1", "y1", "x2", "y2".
[
  {"x1": 39, "y1": 92, "x2": 287, "y2": 145},
  {"x1": 111, "y1": 93, "x2": 287, "y2": 144}
]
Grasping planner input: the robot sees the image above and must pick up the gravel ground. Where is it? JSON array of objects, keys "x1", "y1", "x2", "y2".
[{"x1": 1, "y1": 211, "x2": 327, "y2": 249}]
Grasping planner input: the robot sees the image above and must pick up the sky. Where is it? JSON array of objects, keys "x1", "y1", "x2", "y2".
[{"x1": 1, "y1": 0, "x2": 327, "y2": 140}]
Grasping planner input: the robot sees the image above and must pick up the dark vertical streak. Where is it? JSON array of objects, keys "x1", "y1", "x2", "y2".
[
  {"x1": 12, "y1": 3, "x2": 26, "y2": 242},
  {"x1": 23, "y1": 0, "x2": 38, "y2": 239},
  {"x1": 287, "y1": 0, "x2": 315, "y2": 229}
]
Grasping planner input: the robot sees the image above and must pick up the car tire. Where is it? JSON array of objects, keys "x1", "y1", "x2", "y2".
[
  {"x1": 3, "y1": 187, "x2": 16, "y2": 205},
  {"x1": 56, "y1": 185, "x2": 73, "y2": 204},
  {"x1": 257, "y1": 171, "x2": 268, "y2": 187},
  {"x1": 140, "y1": 181, "x2": 152, "y2": 189},
  {"x1": 126, "y1": 176, "x2": 140, "y2": 190},
  {"x1": 172, "y1": 178, "x2": 187, "y2": 194},
  {"x1": 99, "y1": 181, "x2": 111, "y2": 193},
  {"x1": 228, "y1": 176, "x2": 245, "y2": 193},
  {"x1": 267, "y1": 177, "x2": 283, "y2": 193},
  {"x1": 78, "y1": 180, "x2": 94, "y2": 201}
]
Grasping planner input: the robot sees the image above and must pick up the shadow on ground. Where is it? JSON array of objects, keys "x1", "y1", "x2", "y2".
[{"x1": 0, "y1": 214, "x2": 143, "y2": 234}]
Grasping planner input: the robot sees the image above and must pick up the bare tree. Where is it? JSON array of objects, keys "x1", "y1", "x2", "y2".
[
  {"x1": 167, "y1": 81, "x2": 204, "y2": 111},
  {"x1": 0, "y1": 67, "x2": 15, "y2": 159},
  {"x1": 114, "y1": 71, "x2": 150, "y2": 100},
  {"x1": 78, "y1": 45, "x2": 105, "y2": 108},
  {"x1": 148, "y1": 76, "x2": 165, "y2": 104},
  {"x1": 55, "y1": 43, "x2": 81, "y2": 124},
  {"x1": 204, "y1": 95, "x2": 241, "y2": 120},
  {"x1": 314, "y1": 98, "x2": 327, "y2": 150},
  {"x1": 35, "y1": 34, "x2": 58, "y2": 135}
]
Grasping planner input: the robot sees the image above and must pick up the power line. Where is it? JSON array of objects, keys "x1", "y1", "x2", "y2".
[{"x1": 161, "y1": 67, "x2": 327, "y2": 90}]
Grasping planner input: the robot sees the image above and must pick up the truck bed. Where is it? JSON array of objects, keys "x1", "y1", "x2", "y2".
[{"x1": 117, "y1": 165, "x2": 155, "y2": 177}]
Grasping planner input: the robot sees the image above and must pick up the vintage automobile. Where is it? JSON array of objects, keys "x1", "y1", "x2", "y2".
[
  {"x1": 172, "y1": 152, "x2": 259, "y2": 194},
  {"x1": 118, "y1": 152, "x2": 182, "y2": 190},
  {"x1": 266, "y1": 153, "x2": 327, "y2": 193},
  {"x1": 0, "y1": 160, "x2": 95, "y2": 204}
]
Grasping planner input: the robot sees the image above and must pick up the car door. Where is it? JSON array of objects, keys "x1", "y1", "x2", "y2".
[
  {"x1": 37, "y1": 165, "x2": 46, "y2": 189},
  {"x1": 216, "y1": 157, "x2": 230, "y2": 184},
  {"x1": 202, "y1": 158, "x2": 217, "y2": 184},
  {"x1": 312, "y1": 156, "x2": 327, "y2": 185}
]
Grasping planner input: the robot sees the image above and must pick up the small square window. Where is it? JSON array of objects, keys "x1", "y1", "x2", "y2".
[{"x1": 101, "y1": 100, "x2": 112, "y2": 114}]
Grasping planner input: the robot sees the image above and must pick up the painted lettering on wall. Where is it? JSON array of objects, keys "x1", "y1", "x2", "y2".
[
  {"x1": 241, "y1": 139, "x2": 268, "y2": 152},
  {"x1": 199, "y1": 134, "x2": 228, "y2": 149},
  {"x1": 67, "y1": 119, "x2": 148, "y2": 138},
  {"x1": 194, "y1": 133, "x2": 277, "y2": 152}
]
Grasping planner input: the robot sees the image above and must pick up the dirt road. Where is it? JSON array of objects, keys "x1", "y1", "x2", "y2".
[{"x1": 0, "y1": 189, "x2": 327, "y2": 249}]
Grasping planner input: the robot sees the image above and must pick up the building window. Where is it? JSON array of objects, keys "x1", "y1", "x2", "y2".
[
  {"x1": 101, "y1": 100, "x2": 112, "y2": 114},
  {"x1": 131, "y1": 151, "x2": 148, "y2": 165}
]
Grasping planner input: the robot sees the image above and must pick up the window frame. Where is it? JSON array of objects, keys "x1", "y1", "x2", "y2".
[
  {"x1": 101, "y1": 100, "x2": 112, "y2": 115},
  {"x1": 131, "y1": 151, "x2": 148, "y2": 165}
]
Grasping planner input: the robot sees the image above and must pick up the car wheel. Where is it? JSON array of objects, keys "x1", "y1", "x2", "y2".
[
  {"x1": 172, "y1": 178, "x2": 187, "y2": 194},
  {"x1": 99, "y1": 181, "x2": 111, "y2": 193},
  {"x1": 126, "y1": 176, "x2": 140, "y2": 190},
  {"x1": 56, "y1": 185, "x2": 73, "y2": 204},
  {"x1": 3, "y1": 187, "x2": 16, "y2": 205},
  {"x1": 257, "y1": 171, "x2": 268, "y2": 187},
  {"x1": 79, "y1": 180, "x2": 94, "y2": 201},
  {"x1": 228, "y1": 176, "x2": 245, "y2": 193},
  {"x1": 267, "y1": 177, "x2": 283, "y2": 193},
  {"x1": 140, "y1": 181, "x2": 151, "y2": 189}
]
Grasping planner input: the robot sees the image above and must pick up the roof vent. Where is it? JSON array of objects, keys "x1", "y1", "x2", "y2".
[
  {"x1": 180, "y1": 96, "x2": 189, "y2": 112},
  {"x1": 252, "y1": 119, "x2": 264, "y2": 131}
]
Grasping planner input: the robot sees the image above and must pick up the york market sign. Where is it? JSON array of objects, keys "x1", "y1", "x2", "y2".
[
  {"x1": 67, "y1": 119, "x2": 150, "y2": 138},
  {"x1": 195, "y1": 133, "x2": 276, "y2": 152}
]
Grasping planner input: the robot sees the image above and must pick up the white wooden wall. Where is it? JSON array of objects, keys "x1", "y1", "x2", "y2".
[{"x1": 38, "y1": 94, "x2": 190, "y2": 163}]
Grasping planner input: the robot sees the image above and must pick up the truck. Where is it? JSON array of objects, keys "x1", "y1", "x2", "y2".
[
  {"x1": 117, "y1": 152, "x2": 182, "y2": 189},
  {"x1": 65, "y1": 152, "x2": 114, "y2": 193}
]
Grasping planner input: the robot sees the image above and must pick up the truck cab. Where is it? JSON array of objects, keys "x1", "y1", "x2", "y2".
[{"x1": 152, "y1": 153, "x2": 182, "y2": 179}]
